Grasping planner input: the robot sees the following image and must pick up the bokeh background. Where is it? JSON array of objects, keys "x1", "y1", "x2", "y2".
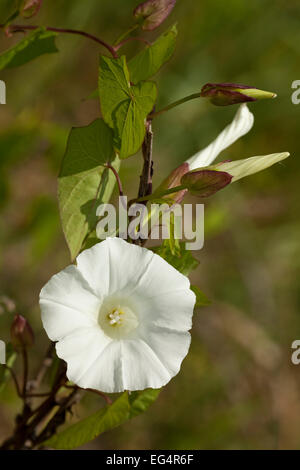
[{"x1": 0, "y1": 0, "x2": 300, "y2": 450}]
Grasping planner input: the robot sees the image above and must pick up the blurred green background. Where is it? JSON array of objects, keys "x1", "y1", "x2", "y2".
[{"x1": 0, "y1": 0, "x2": 300, "y2": 450}]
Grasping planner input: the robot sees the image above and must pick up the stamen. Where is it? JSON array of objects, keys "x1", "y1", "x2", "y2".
[{"x1": 107, "y1": 309, "x2": 123, "y2": 326}]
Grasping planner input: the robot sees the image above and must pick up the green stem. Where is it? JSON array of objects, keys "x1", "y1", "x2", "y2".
[
  {"x1": 135, "y1": 184, "x2": 187, "y2": 203},
  {"x1": 114, "y1": 23, "x2": 139, "y2": 46},
  {"x1": 149, "y1": 93, "x2": 202, "y2": 119},
  {"x1": 114, "y1": 36, "x2": 151, "y2": 51}
]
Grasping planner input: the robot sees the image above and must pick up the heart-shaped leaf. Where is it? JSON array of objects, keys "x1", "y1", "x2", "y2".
[
  {"x1": 58, "y1": 119, "x2": 119, "y2": 260},
  {"x1": 129, "y1": 24, "x2": 177, "y2": 84}
]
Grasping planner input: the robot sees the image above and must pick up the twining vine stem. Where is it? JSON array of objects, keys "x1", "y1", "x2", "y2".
[
  {"x1": 138, "y1": 118, "x2": 154, "y2": 201},
  {"x1": 0, "y1": 24, "x2": 118, "y2": 58},
  {"x1": 105, "y1": 163, "x2": 124, "y2": 197}
]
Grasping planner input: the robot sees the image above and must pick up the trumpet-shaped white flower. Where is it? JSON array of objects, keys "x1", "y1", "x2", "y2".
[
  {"x1": 187, "y1": 104, "x2": 254, "y2": 170},
  {"x1": 40, "y1": 238, "x2": 195, "y2": 393},
  {"x1": 206, "y1": 152, "x2": 290, "y2": 182},
  {"x1": 182, "y1": 104, "x2": 290, "y2": 189}
]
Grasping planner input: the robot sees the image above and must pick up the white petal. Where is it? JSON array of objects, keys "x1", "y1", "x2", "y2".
[
  {"x1": 130, "y1": 252, "x2": 196, "y2": 331},
  {"x1": 212, "y1": 152, "x2": 290, "y2": 182},
  {"x1": 74, "y1": 341, "x2": 123, "y2": 393},
  {"x1": 76, "y1": 238, "x2": 154, "y2": 297},
  {"x1": 121, "y1": 339, "x2": 172, "y2": 391},
  {"x1": 131, "y1": 249, "x2": 191, "y2": 298},
  {"x1": 55, "y1": 327, "x2": 114, "y2": 389},
  {"x1": 140, "y1": 326, "x2": 191, "y2": 379},
  {"x1": 135, "y1": 289, "x2": 195, "y2": 332},
  {"x1": 40, "y1": 265, "x2": 101, "y2": 341},
  {"x1": 186, "y1": 104, "x2": 254, "y2": 170},
  {"x1": 75, "y1": 240, "x2": 111, "y2": 297}
]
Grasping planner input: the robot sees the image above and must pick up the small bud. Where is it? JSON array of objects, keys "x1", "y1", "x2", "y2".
[
  {"x1": 133, "y1": 0, "x2": 176, "y2": 31},
  {"x1": 181, "y1": 169, "x2": 232, "y2": 197},
  {"x1": 21, "y1": 0, "x2": 42, "y2": 19},
  {"x1": 200, "y1": 83, "x2": 277, "y2": 106},
  {"x1": 11, "y1": 315, "x2": 34, "y2": 351}
]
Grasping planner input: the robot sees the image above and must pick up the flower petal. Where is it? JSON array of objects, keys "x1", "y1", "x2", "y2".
[
  {"x1": 210, "y1": 152, "x2": 290, "y2": 182},
  {"x1": 186, "y1": 104, "x2": 254, "y2": 170},
  {"x1": 140, "y1": 326, "x2": 191, "y2": 379},
  {"x1": 129, "y1": 251, "x2": 195, "y2": 331},
  {"x1": 120, "y1": 339, "x2": 171, "y2": 390},
  {"x1": 76, "y1": 238, "x2": 154, "y2": 297},
  {"x1": 138, "y1": 289, "x2": 195, "y2": 332},
  {"x1": 55, "y1": 327, "x2": 114, "y2": 388},
  {"x1": 40, "y1": 265, "x2": 101, "y2": 341}
]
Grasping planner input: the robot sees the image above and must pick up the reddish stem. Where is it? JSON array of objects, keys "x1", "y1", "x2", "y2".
[
  {"x1": 21, "y1": 348, "x2": 28, "y2": 398},
  {"x1": 105, "y1": 163, "x2": 124, "y2": 196},
  {"x1": 0, "y1": 23, "x2": 118, "y2": 58}
]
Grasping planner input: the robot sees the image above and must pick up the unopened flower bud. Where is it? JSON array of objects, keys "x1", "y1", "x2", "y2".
[
  {"x1": 133, "y1": 0, "x2": 176, "y2": 31},
  {"x1": 11, "y1": 315, "x2": 34, "y2": 351},
  {"x1": 21, "y1": 0, "x2": 42, "y2": 19},
  {"x1": 181, "y1": 169, "x2": 232, "y2": 197},
  {"x1": 200, "y1": 83, "x2": 277, "y2": 106}
]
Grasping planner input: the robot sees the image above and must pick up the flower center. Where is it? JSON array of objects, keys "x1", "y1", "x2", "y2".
[
  {"x1": 98, "y1": 298, "x2": 139, "y2": 340},
  {"x1": 107, "y1": 308, "x2": 123, "y2": 326}
]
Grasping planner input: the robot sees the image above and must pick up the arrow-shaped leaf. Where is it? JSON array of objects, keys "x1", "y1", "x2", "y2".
[
  {"x1": 129, "y1": 24, "x2": 177, "y2": 84},
  {"x1": 99, "y1": 55, "x2": 157, "y2": 159}
]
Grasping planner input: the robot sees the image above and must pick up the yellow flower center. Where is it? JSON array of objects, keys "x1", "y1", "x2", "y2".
[
  {"x1": 107, "y1": 308, "x2": 123, "y2": 326},
  {"x1": 98, "y1": 298, "x2": 139, "y2": 339}
]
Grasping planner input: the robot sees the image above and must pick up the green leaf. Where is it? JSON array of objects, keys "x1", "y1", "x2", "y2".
[
  {"x1": 129, "y1": 389, "x2": 161, "y2": 418},
  {"x1": 191, "y1": 285, "x2": 211, "y2": 308},
  {"x1": 0, "y1": 343, "x2": 17, "y2": 394},
  {"x1": 0, "y1": 27, "x2": 58, "y2": 71},
  {"x1": 44, "y1": 392, "x2": 130, "y2": 450},
  {"x1": 44, "y1": 389, "x2": 160, "y2": 450},
  {"x1": 128, "y1": 25, "x2": 177, "y2": 84},
  {"x1": 58, "y1": 119, "x2": 119, "y2": 260},
  {"x1": 98, "y1": 55, "x2": 157, "y2": 159},
  {"x1": 153, "y1": 240, "x2": 199, "y2": 276}
]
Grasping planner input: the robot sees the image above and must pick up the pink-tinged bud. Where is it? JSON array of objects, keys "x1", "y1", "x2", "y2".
[
  {"x1": 11, "y1": 315, "x2": 34, "y2": 351},
  {"x1": 157, "y1": 162, "x2": 189, "y2": 203},
  {"x1": 181, "y1": 169, "x2": 232, "y2": 197},
  {"x1": 133, "y1": 0, "x2": 176, "y2": 31},
  {"x1": 21, "y1": 0, "x2": 43, "y2": 19},
  {"x1": 200, "y1": 83, "x2": 277, "y2": 106}
]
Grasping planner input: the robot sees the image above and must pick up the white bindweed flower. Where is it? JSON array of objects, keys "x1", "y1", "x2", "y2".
[
  {"x1": 40, "y1": 238, "x2": 196, "y2": 393},
  {"x1": 206, "y1": 152, "x2": 290, "y2": 182},
  {"x1": 156, "y1": 104, "x2": 289, "y2": 202},
  {"x1": 186, "y1": 103, "x2": 254, "y2": 170},
  {"x1": 181, "y1": 103, "x2": 290, "y2": 190}
]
